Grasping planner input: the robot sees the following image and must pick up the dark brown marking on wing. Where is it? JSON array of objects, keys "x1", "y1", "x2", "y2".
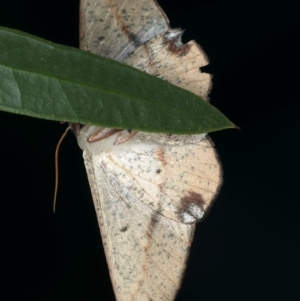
[
  {"x1": 163, "y1": 30, "x2": 192, "y2": 57},
  {"x1": 167, "y1": 41, "x2": 192, "y2": 57},
  {"x1": 181, "y1": 191, "x2": 205, "y2": 209},
  {"x1": 156, "y1": 147, "x2": 167, "y2": 166},
  {"x1": 143, "y1": 214, "x2": 159, "y2": 269},
  {"x1": 147, "y1": 214, "x2": 159, "y2": 241},
  {"x1": 177, "y1": 191, "x2": 205, "y2": 222},
  {"x1": 138, "y1": 213, "x2": 160, "y2": 293},
  {"x1": 108, "y1": 1, "x2": 140, "y2": 48}
]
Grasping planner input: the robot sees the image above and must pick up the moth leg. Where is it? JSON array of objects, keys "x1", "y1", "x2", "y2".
[
  {"x1": 87, "y1": 128, "x2": 122, "y2": 143},
  {"x1": 114, "y1": 131, "x2": 138, "y2": 145}
]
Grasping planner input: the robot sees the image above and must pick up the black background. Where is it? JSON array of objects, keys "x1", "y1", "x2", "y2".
[{"x1": 1, "y1": 1, "x2": 299, "y2": 300}]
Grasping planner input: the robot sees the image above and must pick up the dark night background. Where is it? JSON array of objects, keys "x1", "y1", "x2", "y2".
[{"x1": 1, "y1": 1, "x2": 299, "y2": 300}]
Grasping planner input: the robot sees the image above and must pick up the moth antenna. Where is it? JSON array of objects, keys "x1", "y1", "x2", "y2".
[{"x1": 53, "y1": 126, "x2": 71, "y2": 213}]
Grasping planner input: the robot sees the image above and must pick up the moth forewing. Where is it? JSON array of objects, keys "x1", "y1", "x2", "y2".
[{"x1": 79, "y1": 0, "x2": 169, "y2": 60}]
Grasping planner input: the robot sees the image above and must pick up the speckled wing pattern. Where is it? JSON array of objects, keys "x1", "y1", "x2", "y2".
[
  {"x1": 80, "y1": 0, "x2": 169, "y2": 61},
  {"x1": 78, "y1": 1, "x2": 222, "y2": 300}
]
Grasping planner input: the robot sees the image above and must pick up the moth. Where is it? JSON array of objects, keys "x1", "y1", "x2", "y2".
[{"x1": 76, "y1": 0, "x2": 222, "y2": 300}]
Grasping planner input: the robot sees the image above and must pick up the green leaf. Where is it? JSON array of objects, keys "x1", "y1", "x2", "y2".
[{"x1": 0, "y1": 27, "x2": 234, "y2": 134}]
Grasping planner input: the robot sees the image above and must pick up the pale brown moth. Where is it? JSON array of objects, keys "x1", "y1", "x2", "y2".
[{"x1": 76, "y1": 1, "x2": 222, "y2": 300}]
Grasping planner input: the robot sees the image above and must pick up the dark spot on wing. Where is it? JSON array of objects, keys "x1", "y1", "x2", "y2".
[
  {"x1": 163, "y1": 30, "x2": 192, "y2": 57},
  {"x1": 127, "y1": 32, "x2": 138, "y2": 43},
  {"x1": 167, "y1": 41, "x2": 192, "y2": 57},
  {"x1": 98, "y1": 36, "x2": 105, "y2": 42},
  {"x1": 149, "y1": 214, "x2": 159, "y2": 235},
  {"x1": 178, "y1": 191, "x2": 205, "y2": 222},
  {"x1": 181, "y1": 191, "x2": 205, "y2": 208},
  {"x1": 156, "y1": 168, "x2": 161, "y2": 174},
  {"x1": 120, "y1": 225, "x2": 129, "y2": 232}
]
